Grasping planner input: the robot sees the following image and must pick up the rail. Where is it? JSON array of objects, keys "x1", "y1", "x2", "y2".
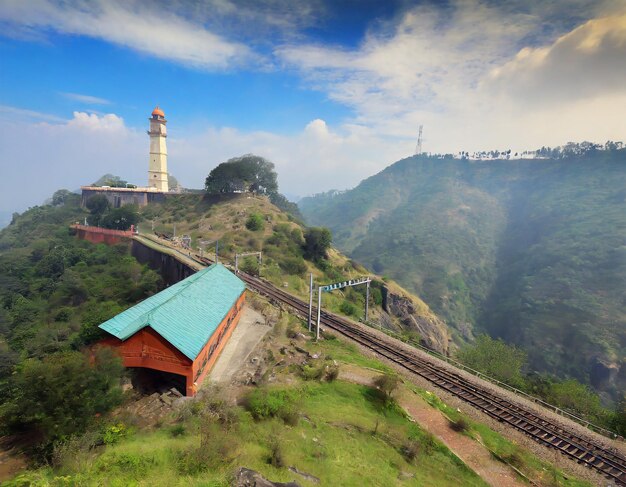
[
  {"x1": 137, "y1": 231, "x2": 626, "y2": 484},
  {"x1": 362, "y1": 321, "x2": 620, "y2": 439}
]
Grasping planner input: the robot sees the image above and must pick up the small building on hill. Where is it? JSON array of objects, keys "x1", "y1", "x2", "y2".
[
  {"x1": 81, "y1": 106, "x2": 171, "y2": 209},
  {"x1": 98, "y1": 264, "x2": 246, "y2": 396}
]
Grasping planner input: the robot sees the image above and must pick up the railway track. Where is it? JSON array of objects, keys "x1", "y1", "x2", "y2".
[{"x1": 231, "y1": 270, "x2": 626, "y2": 485}]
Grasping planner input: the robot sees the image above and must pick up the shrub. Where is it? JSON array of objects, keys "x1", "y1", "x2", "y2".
[
  {"x1": 401, "y1": 440, "x2": 421, "y2": 463},
  {"x1": 245, "y1": 387, "x2": 299, "y2": 425},
  {"x1": 268, "y1": 435, "x2": 285, "y2": 468},
  {"x1": 0, "y1": 348, "x2": 123, "y2": 460},
  {"x1": 279, "y1": 256, "x2": 307, "y2": 276},
  {"x1": 101, "y1": 423, "x2": 128, "y2": 445},
  {"x1": 300, "y1": 364, "x2": 325, "y2": 381},
  {"x1": 320, "y1": 330, "x2": 337, "y2": 341},
  {"x1": 96, "y1": 452, "x2": 154, "y2": 476},
  {"x1": 240, "y1": 256, "x2": 259, "y2": 276},
  {"x1": 325, "y1": 365, "x2": 340, "y2": 382},
  {"x1": 373, "y1": 372, "x2": 401, "y2": 405},
  {"x1": 169, "y1": 424, "x2": 186, "y2": 437},
  {"x1": 246, "y1": 213, "x2": 265, "y2": 231},
  {"x1": 178, "y1": 423, "x2": 238, "y2": 475},
  {"x1": 339, "y1": 301, "x2": 358, "y2": 317},
  {"x1": 285, "y1": 322, "x2": 299, "y2": 339},
  {"x1": 449, "y1": 417, "x2": 470, "y2": 433}
]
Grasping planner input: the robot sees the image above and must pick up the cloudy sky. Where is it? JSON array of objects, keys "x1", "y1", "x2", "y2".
[{"x1": 1, "y1": 0, "x2": 625, "y2": 215}]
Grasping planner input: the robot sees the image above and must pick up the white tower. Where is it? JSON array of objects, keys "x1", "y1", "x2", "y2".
[{"x1": 148, "y1": 106, "x2": 169, "y2": 192}]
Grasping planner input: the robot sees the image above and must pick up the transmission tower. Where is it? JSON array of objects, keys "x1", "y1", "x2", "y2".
[{"x1": 414, "y1": 125, "x2": 424, "y2": 155}]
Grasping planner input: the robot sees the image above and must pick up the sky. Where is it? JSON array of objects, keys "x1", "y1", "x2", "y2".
[{"x1": 1, "y1": 0, "x2": 626, "y2": 216}]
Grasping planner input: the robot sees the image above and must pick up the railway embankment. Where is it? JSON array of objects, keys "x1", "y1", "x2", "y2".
[{"x1": 137, "y1": 231, "x2": 624, "y2": 485}]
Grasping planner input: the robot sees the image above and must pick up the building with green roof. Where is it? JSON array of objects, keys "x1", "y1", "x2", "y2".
[{"x1": 99, "y1": 264, "x2": 246, "y2": 396}]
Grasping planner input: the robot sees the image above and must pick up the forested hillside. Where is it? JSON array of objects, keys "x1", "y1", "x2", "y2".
[{"x1": 300, "y1": 148, "x2": 626, "y2": 400}]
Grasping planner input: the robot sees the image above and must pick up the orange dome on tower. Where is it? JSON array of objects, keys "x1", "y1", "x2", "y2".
[{"x1": 152, "y1": 106, "x2": 165, "y2": 117}]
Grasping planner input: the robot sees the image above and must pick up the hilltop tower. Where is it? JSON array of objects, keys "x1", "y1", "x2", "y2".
[{"x1": 148, "y1": 106, "x2": 169, "y2": 192}]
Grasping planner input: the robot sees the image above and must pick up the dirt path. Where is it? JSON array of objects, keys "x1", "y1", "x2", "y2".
[
  {"x1": 339, "y1": 365, "x2": 526, "y2": 487},
  {"x1": 208, "y1": 306, "x2": 269, "y2": 384}
]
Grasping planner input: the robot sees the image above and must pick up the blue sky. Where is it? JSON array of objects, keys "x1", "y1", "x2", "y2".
[{"x1": 1, "y1": 0, "x2": 626, "y2": 217}]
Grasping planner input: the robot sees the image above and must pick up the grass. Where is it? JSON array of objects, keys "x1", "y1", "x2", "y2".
[
  {"x1": 8, "y1": 381, "x2": 487, "y2": 487},
  {"x1": 412, "y1": 386, "x2": 593, "y2": 487}
]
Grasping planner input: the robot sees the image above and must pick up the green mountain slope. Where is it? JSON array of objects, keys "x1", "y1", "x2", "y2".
[{"x1": 300, "y1": 150, "x2": 626, "y2": 398}]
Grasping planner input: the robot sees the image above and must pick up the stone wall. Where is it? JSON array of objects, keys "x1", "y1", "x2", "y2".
[
  {"x1": 131, "y1": 239, "x2": 196, "y2": 286},
  {"x1": 81, "y1": 187, "x2": 166, "y2": 208}
]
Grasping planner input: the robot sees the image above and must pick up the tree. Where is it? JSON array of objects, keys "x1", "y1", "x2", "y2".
[
  {"x1": 544, "y1": 379, "x2": 605, "y2": 421},
  {"x1": 456, "y1": 335, "x2": 527, "y2": 388},
  {"x1": 85, "y1": 195, "x2": 110, "y2": 226},
  {"x1": 0, "y1": 348, "x2": 124, "y2": 458},
  {"x1": 205, "y1": 154, "x2": 278, "y2": 195},
  {"x1": 93, "y1": 174, "x2": 127, "y2": 188},
  {"x1": 373, "y1": 372, "x2": 400, "y2": 405},
  {"x1": 51, "y1": 189, "x2": 74, "y2": 206},
  {"x1": 101, "y1": 205, "x2": 140, "y2": 230},
  {"x1": 302, "y1": 227, "x2": 332, "y2": 261}
]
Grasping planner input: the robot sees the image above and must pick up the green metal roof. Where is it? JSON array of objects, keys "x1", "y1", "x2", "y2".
[{"x1": 99, "y1": 264, "x2": 246, "y2": 361}]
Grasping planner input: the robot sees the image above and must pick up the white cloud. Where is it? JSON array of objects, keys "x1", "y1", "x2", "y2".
[
  {"x1": 67, "y1": 112, "x2": 126, "y2": 131},
  {"x1": 61, "y1": 92, "x2": 111, "y2": 105},
  {"x1": 0, "y1": 107, "x2": 406, "y2": 213},
  {"x1": 0, "y1": 111, "x2": 145, "y2": 213},
  {"x1": 486, "y1": 14, "x2": 626, "y2": 105},
  {"x1": 276, "y1": 0, "x2": 626, "y2": 153},
  {"x1": 169, "y1": 119, "x2": 408, "y2": 198},
  {"x1": 0, "y1": 104, "x2": 66, "y2": 123},
  {"x1": 0, "y1": 0, "x2": 253, "y2": 70}
]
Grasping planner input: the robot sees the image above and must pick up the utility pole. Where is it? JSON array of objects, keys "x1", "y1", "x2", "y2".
[
  {"x1": 316, "y1": 286, "x2": 322, "y2": 341},
  {"x1": 215, "y1": 240, "x2": 219, "y2": 264},
  {"x1": 365, "y1": 280, "x2": 370, "y2": 322},
  {"x1": 308, "y1": 273, "x2": 313, "y2": 332}
]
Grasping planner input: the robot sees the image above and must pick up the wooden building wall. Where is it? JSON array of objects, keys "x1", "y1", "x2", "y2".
[{"x1": 100, "y1": 292, "x2": 245, "y2": 396}]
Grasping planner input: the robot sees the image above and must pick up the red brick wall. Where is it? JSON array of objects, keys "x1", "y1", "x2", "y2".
[{"x1": 71, "y1": 224, "x2": 133, "y2": 245}]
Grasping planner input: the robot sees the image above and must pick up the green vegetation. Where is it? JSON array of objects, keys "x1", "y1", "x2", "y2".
[
  {"x1": 92, "y1": 174, "x2": 128, "y2": 188},
  {"x1": 0, "y1": 348, "x2": 124, "y2": 458},
  {"x1": 300, "y1": 149, "x2": 626, "y2": 404},
  {"x1": 0, "y1": 193, "x2": 162, "y2": 458},
  {"x1": 204, "y1": 154, "x2": 278, "y2": 195},
  {"x1": 414, "y1": 387, "x2": 592, "y2": 487},
  {"x1": 245, "y1": 212, "x2": 265, "y2": 231},
  {"x1": 86, "y1": 194, "x2": 139, "y2": 230},
  {"x1": 303, "y1": 226, "x2": 332, "y2": 264},
  {"x1": 138, "y1": 191, "x2": 437, "y2": 334},
  {"x1": 8, "y1": 381, "x2": 488, "y2": 487},
  {"x1": 456, "y1": 333, "x2": 616, "y2": 428},
  {"x1": 457, "y1": 335, "x2": 527, "y2": 388}
]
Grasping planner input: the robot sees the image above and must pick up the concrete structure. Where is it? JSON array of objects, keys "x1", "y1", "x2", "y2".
[
  {"x1": 148, "y1": 106, "x2": 168, "y2": 192},
  {"x1": 98, "y1": 264, "x2": 246, "y2": 396},
  {"x1": 71, "y1": 224, "x2": 134, "y2": 245},
  {"x1": 80, "y1": 185, "x2": 166, "y2": 208},
  {"x1": 80, "y1": 106, "x2": 170, "y2": 208}
]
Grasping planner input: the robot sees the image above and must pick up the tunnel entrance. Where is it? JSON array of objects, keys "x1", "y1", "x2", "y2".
[{"x1": 130, "y1": 367, "x2": 187, "y2": 396}]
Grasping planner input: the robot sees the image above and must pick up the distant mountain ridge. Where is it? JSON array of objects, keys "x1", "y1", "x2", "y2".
[{"x1": 299, "y1": 150, "x2": 626, "y2": 400}]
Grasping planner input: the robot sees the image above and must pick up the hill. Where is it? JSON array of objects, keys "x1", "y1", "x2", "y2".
[
  {"x1": 0, "y1": 188, "x2": 604, "y2": 486},
  {"x1": 138, "y1": 193, "x2": 450, "y2": 353},
  {"x1": 299, "y1": 149, "x2": 626, "y2": 401}
]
